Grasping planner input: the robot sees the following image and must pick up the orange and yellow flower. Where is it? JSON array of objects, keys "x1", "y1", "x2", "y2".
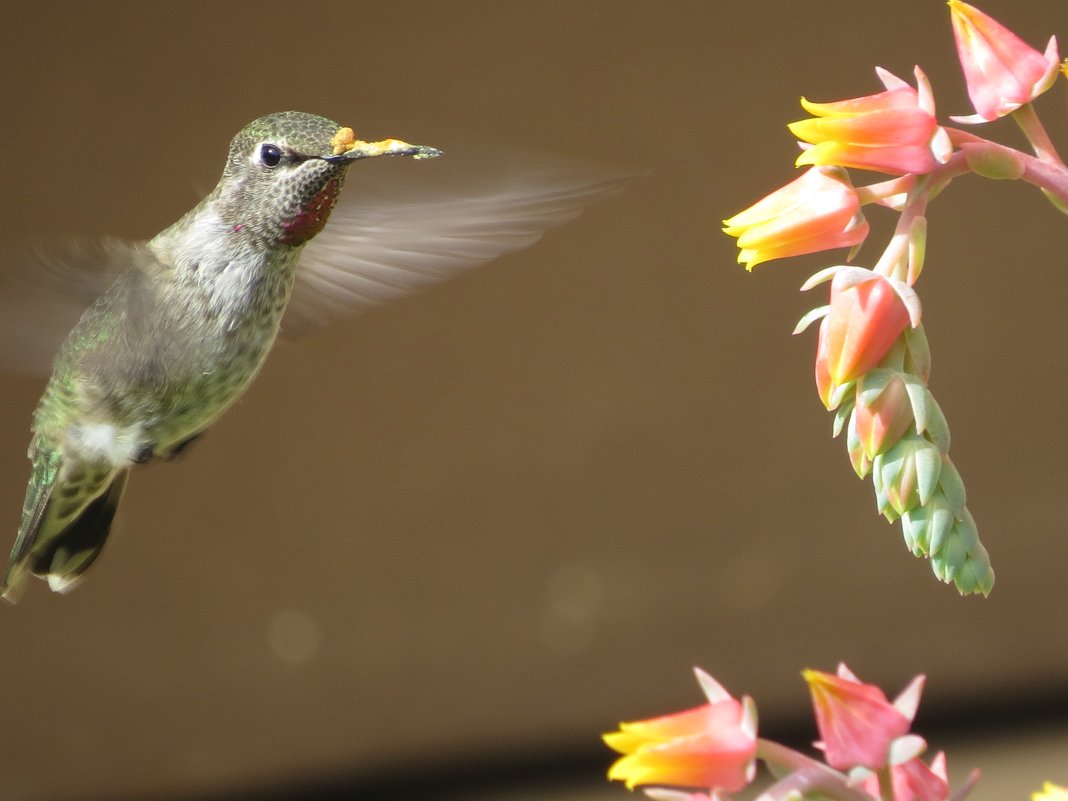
[
  {"x1": 723, "y1": 167, "x2": 868, "y2": 270},
  {"x1": 605, "y1": 670, "x2": 757, "y2": 793},
  {"x1": 949, "y1": 0, "x2": 1060, "y2": 122},
  {"x1": 788, "y1": 67, "x2": 952, "y2": 175}
]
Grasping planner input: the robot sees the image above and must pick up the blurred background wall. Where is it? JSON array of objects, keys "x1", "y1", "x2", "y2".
[{"x1": 1, "y1": 1, "x2": 1067, "y2": 799}]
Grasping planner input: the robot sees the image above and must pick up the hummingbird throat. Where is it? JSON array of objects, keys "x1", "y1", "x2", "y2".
[{"x1": 280, "y1": 177, "x2": 342, "y2": 246}]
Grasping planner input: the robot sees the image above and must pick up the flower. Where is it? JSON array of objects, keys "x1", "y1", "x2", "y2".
[
  {"x1": 929, "y1": 506, "x2": 995, "y2": 596},
  {"x1": 858, "y1": 751, "x2": 950, "y2": 801},
  {"x1": 723, "y1": 167, "x2": 868, "y2": 270},
  {"x1": 854, "y1": 369, "x2": 916, "y2": 458},
  {"x1": 872, "y1": 432, "x2": 943, "y2": 519},
  {"x1": 788, "y1": 67, "x2": 952, "y2": 175},
  {"x1": 605, "y1": 669, "x2": 758, "y2": 793},
  {"x1": 948, "y1": 0, "x2": 1060, "y2": 122},
  {"x1": 1034, "y1": 782, "x2": 1068, "y2": 801},
  {"x1": 803, "y1": 664, "x2": 924, "y2": 771},
  {"x1": 813, "y1": 269, "x2": 914, "y2": 409}
]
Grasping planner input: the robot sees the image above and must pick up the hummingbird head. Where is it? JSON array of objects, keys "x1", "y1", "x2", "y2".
[{"x1": 214, "y1": 111, "x2": 441, "y2": 247}]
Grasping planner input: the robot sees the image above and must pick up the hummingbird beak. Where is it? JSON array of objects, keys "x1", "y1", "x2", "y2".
[{"x1": 322, "y1": 137, "x2": 443, "y2": 164}]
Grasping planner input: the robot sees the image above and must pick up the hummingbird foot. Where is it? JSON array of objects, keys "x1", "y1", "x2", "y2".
[{"x1": 132, "y1": 433, "x2": 203, "y2": 464}]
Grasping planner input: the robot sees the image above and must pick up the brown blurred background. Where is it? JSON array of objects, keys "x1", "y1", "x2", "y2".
[{"x1": 2, "y1": 1, "x2": 1068, "y2": 799}]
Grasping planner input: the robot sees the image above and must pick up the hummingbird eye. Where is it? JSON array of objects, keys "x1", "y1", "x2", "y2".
[{"x1": 258, "y1": 144, "x2": 283, "y2": 168}]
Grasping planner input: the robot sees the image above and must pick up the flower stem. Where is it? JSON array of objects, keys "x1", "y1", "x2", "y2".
[
  {"x1": 872, "y1": 188, "x2": 928, "y2": 284},
  {"x1": 944, "y1": 128, "x2": 1068, "y2": 208},
  {"x1": 1013, "y1": 103, "x2": 1065, "y2": 166},
  {"x1": 754, "y1": 739, "x2": 874, "y2": 801},
  {"x1": 877, "y1": 766, "x2": 894, "y2": 801},
  {"x1": 856, "y1": 175, "x2": 916, "y2": 208}
]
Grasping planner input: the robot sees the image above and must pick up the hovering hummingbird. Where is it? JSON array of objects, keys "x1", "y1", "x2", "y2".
[{"x1": 0, "y1": 110, "x2": 616, "y2": 600}]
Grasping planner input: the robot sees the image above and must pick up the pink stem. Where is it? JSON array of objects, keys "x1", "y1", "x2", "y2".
[
  {"x1": 754, "y1": 739, "x2": 874, "y2": 801},
  {"x1": 1013, "y1": 103, "x2": 1065, "y2": 166},
  {"x1": 943, "y1": 128, "x2": 1068, "y2": 207}
]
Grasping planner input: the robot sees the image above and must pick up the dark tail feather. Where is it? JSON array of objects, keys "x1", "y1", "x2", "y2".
[
  {"x1": 1, "y1": 463, "x2": 54, "y2": 603},
  {"x1": 36, "y1": 469, "x2": 129, "y2": 594},
  {"x1": 2, "y1": 467, "x2": 129, "y2": 601},
  {"x1": 2, "y1": 446, "x2": 63, "y2": 603}
]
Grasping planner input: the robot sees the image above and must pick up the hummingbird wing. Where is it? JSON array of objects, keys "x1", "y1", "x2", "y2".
[
  {"x1": 286, "y1": 156, "x2": 626, "y2": 334},
  {"x1": 0, "y1": 158, "x2": 627, "y2": 365},
  {"x1": 0, "y1": 239, "x2": 141, "y2": 376}
]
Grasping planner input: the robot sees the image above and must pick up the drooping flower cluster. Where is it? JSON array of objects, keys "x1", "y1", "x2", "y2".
[
  {"x1": 603, "y1": 6, "x2": 1068, "y2": 801},
  {"x1": 723, "y1": 1, "x2": 1068, "y2": 595},
  {"x1": 604, "y1": 664, "x2": 979, "y2": 801}
]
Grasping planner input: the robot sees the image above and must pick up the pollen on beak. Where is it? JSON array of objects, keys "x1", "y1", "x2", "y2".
[{"x1": 323, "y1": 130, "x2": 442, "y2": 163}]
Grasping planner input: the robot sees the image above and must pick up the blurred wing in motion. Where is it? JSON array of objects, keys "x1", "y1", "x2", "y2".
[
  {"x1": 0, "y1": 149, "x2": 628, "y2": 369},
  {"x1": 0, "y1": 239, "x2": 138, "y2": 376},
  {"x1": 287, "y1": 150, "x2": 626, "y2": 334}
]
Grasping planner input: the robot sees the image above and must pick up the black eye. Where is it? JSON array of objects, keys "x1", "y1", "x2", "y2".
[{"x1": 259, "y1": 144, "x2": 283, "y2": 167}]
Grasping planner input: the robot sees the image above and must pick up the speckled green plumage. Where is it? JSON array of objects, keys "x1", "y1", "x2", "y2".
[{"x1": 2, "y1": 112, "x2": 355, "y2": 599}]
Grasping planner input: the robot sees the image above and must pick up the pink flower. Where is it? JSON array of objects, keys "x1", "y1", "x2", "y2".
[
  {"x1": 813, "y1": 269, "x2": 913, "y2": 410},
  {"x1": 723, "y1": 167, "x2": 868, "y2": 270},
  {"x1": 788, "y1": 68, "x2": 952, "y2": 175},
  {"x1": 858, "y1": 752, "x2": 950, "y2": 801},
  {"x1": 605, "y1": 669, "x2": 758, "y2": 793},
  {"x1": 949, "y1": 0, "x2": 1060, "y2": 122},
  {"x1": 803, "y1": 664, "x2": 925, "y2": 771}
]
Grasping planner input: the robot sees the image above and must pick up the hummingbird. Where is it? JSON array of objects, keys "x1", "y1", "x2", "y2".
[{"x1": 0, "y1": 110, "x2": 617, "y2": 600}]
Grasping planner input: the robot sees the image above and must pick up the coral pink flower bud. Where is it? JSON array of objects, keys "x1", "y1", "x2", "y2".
[
  {"x1": 949, "y1": 0, "x2": 1060, "y2": 122},
  {"x1": 814, "y1": 271, "x2": 912, "y2": 409}
]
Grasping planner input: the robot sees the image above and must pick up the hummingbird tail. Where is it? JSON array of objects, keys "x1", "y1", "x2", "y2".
[
  {"x1": 42, "y1": 470, "x2": 129, "y2": 594},
  {"x1": 2, "y1": 457, "x2": 129, "y2": 602}
]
